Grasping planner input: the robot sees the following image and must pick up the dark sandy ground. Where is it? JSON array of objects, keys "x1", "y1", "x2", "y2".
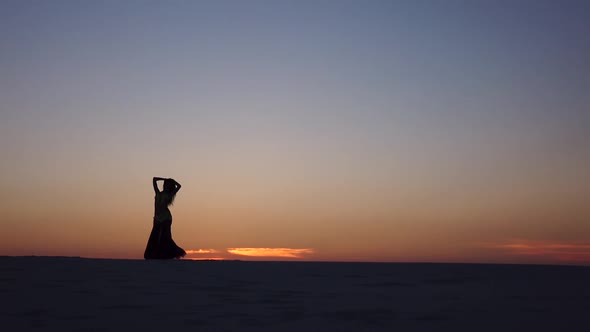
[{"x1": 1, "y1": 256, "x2": 589, "y2": 331}]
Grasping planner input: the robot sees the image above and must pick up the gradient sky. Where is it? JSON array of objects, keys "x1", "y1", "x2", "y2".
[{"x1": 1, "y1": 0, "x2": 589, "y2": 264}]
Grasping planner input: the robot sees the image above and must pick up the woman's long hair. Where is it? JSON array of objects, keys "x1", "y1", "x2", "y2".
[{"x1": 162, "y1": 179, "x2": 177, "y2": 206}]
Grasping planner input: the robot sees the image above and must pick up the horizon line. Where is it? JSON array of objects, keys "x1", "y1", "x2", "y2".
[{"x1": 2, "y1": 255, "x2": 589, "y2": 268}]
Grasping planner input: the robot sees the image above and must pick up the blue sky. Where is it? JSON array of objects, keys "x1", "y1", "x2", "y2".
[{"x1": 1, "y1": 0, "x2": 589, "y2": 263}]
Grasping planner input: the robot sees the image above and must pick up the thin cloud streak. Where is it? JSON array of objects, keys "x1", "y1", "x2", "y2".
[
  {"x1": 497, "y1": 244, "x2": 590, "y2": 250},
  {"x1": 483, "y1": 240, "x2": 590, "y2": 264},
  {"x1": 185, "y1": 249, "x2": 220, "y2": 254},
  {"x1": 227, "y1": 248, "x2": 314, "y2": 258}
]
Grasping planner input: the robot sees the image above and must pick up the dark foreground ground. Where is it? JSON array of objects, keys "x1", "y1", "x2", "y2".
[{"x1": 1, "y1": 256, "x2": 589, "y2": 331}]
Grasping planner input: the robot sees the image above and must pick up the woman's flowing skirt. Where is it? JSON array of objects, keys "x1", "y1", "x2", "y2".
[{"x1": 144, "y1": 218, "x2": 186, "y2": 259}]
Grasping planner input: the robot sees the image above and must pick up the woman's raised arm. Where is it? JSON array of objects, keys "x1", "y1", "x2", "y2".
[
  {"x1": 170, "y1": 178, "x2": 182, "y2": 193},
  {"x1": 153, "y1": 177, "x2": 165, "y2": 193}
]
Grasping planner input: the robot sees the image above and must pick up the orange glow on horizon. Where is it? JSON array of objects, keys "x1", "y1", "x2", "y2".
[
  {"x1": 182, "y1": 248, "x2": 315, "y2": 259},
  {"x1": 227, "y1": 248, "x2": 314, "y2": 258}
]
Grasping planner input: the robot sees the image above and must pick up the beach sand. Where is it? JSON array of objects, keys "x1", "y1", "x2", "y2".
[{"x1": 1, "y1": 256, "x2": 589, "y2": 331}]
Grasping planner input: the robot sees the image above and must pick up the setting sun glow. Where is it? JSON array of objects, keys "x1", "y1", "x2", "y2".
[{"x1": 227, "y1": 248, "x2": 314, "y2": 258}]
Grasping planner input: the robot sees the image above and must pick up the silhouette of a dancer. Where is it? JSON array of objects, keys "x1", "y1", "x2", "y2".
[{"x1": 144, "y1": 177, "x2": 186, "y2": 259}]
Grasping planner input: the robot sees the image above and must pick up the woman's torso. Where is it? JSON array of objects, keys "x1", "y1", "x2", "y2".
[{"x1": 154, "y1": 192, "x2": 172, "y2": 223}]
